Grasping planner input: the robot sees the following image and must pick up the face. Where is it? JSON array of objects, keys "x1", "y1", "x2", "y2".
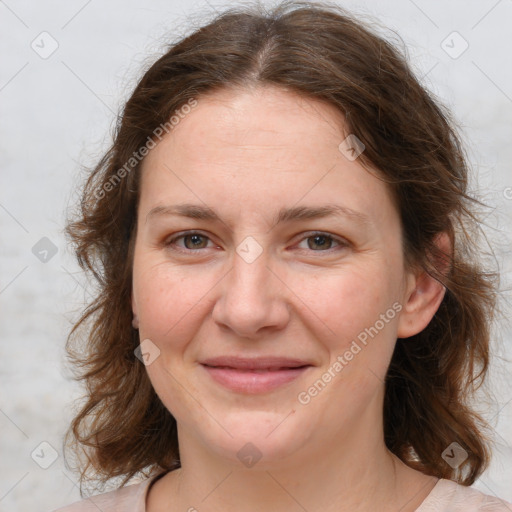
[{"x1": 131, "y1": 85, "x2": 422, "y2": 467}]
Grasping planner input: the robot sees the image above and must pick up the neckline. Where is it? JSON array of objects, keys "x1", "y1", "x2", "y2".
[
  {"x1": 139, "y1": 471, "x2": 170, "y2": 510},
  {"x1": 139, "y1": 474, "x2": 450, "y2": 511},
  {"x1": 414, "y1": 478, "x2": 453, "y2": 510}
]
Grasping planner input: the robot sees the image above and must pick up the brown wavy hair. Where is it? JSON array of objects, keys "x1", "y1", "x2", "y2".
[{"x1": 63, "y1": 0, "x2": 499, "y2": 494}]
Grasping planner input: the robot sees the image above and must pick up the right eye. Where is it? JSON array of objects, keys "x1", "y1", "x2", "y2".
[{"x1": 164, "y1": 231, "x2": 217, "y2": 253}]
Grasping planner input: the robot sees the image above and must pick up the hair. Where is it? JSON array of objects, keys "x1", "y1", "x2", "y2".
[{"x1": 63, "y1": 0, "x2": 499, "y2": 494}]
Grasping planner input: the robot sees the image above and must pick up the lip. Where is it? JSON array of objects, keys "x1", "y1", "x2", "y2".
[{"x1": 200, "y1": 356, "x2": 313, "y2": 394}]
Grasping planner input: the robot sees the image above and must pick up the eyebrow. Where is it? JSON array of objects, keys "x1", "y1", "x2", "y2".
[{"x1": 145, "y1": 202, "x2": 371, "y2": 227}]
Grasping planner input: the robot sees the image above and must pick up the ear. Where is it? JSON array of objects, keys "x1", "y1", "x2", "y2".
[
  {"x1": 397, "y1": 231, "x2": 452, "y2": 339},
  {"x1": 131, "y1": 290, "x2": 139, "y2": 330}
]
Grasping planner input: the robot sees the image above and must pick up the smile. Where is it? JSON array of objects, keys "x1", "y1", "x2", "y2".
[{"x1": 201, "y1": 364, "x2": 312, "y2": 393}]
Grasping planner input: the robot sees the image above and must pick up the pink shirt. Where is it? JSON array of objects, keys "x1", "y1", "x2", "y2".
[{"x1": 53, "y1": 475, "x2": 512, "y2": 511}]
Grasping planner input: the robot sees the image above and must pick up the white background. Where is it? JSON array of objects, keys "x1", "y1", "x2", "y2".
[{"x1": 0, "y1": 1, "x2": 511, "y2": 511}]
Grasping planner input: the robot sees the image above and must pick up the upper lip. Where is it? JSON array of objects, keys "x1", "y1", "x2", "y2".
[{"x1": 201, "y1": 356, "x2": 312, "y2": 370}]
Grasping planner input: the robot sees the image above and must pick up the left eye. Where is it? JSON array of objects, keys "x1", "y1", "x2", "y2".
[{"x1": 296, "y1": 232, "x2": 345, "y2": 251}]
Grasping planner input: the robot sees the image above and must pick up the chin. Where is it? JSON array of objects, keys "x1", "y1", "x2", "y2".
[{"x1": 195, "y1": 409, "x2": 312, "y2": 469}]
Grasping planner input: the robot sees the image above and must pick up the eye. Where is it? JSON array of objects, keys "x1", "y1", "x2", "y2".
[
  {"x1": 163, "y1": 230, "x2": 348, "y2": 255},
  {"x1": 164, "y1": 231, "x2": 216, "y2": 252},
  {"x1": 295, "y1": 232, "x2": 347, "y2": 252}
]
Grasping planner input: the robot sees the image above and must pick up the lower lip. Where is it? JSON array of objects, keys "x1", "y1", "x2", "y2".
[{"x1": 202, "y1": 365, "x2": 311, "y2": 393}]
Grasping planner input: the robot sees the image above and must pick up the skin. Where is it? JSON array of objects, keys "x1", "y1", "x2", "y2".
[{"x1": 131, "y1": 85, "x2": 449, "y2": 512}]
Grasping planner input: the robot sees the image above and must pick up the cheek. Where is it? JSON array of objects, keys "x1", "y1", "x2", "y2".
[
  {"x1": 299, "y1": 270, "x2": 401, "y2": 410},
  {"x1": 303, "y1": 266, "x2": 396, "y2": 343},
  {"x1": 305, "y1": 265, "x2": 402, "y2": 396},
  {"x1": 133, "y1": 259, "x2": 219, "y2": 350},
  {"x1": 133, "y1": 264, "x2": 212, "y2": 417}
]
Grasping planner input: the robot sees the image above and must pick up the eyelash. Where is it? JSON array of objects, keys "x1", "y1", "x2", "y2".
[{"x1": 163, "y1": 231, "x2": 348, "y2": 255}]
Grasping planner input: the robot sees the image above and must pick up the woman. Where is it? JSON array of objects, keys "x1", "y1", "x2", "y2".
[{"x1": 55, "y1": 1, "x2": 511, "y2": 510}]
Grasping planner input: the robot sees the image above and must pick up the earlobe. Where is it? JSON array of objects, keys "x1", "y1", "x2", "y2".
[
  {"x1": 131, "y1": 291, "x2": 139, "y2": 330},
  {"x1": 397, "y1": 231, "x2": 451, "y2": 339}
]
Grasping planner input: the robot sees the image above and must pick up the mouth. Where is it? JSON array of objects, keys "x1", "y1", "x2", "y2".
[{"x1": 200, "y1": 356, "x2": 313, "y2": 394}]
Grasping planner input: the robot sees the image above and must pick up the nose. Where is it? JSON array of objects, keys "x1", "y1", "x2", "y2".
[{"x1": 211, "y1": 251, "x2": 291, "y2": 339}]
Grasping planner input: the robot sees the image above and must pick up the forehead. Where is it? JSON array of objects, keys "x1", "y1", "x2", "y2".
[
  {"x1": 167, "y1": 85, "x2": 346, "y2": 155},
  {"x1": 138, "y1": 85, "x2": 397, "y2": 229}
]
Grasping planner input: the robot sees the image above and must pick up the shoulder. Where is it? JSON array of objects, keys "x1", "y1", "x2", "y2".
[
  {"x1": 417, "y1": 478, "x2": 512, "y2": 512},
  {"x1": 52, "y1": 478, "x2": 153, "y2": 512}
]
